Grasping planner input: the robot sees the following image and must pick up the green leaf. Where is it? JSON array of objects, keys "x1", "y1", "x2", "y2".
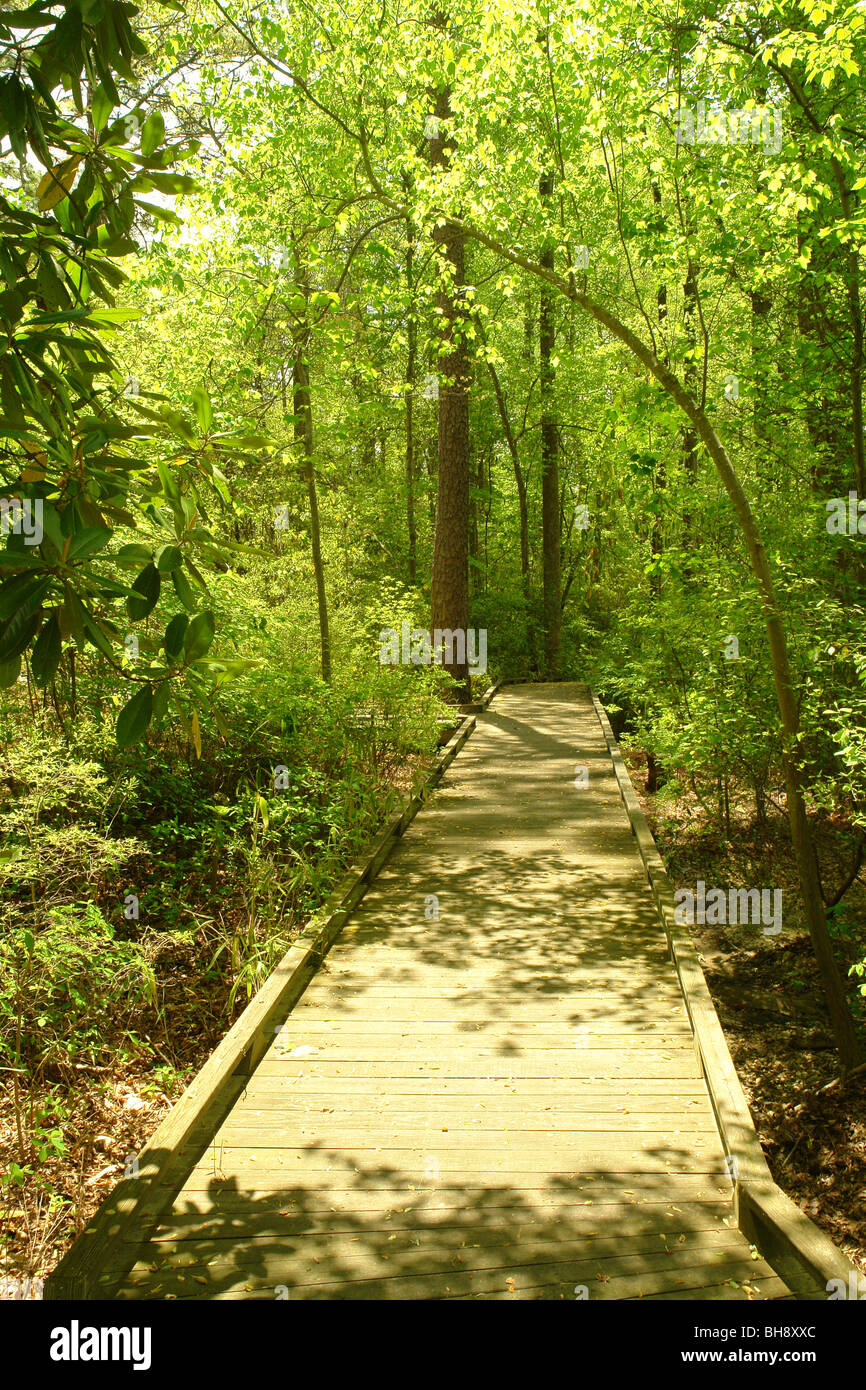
[
  {"x1": 0, "y1": 574, "x2": 49, "y2": 622},
  {"x1": 127, "y1": 563, "x2": 161, "y2": 621},
  {"x1": 155, "y1": 543, "x2": 182, "y2": 572},
  {"x1": 183, "y1": 610, "x2": 215, "y2": 663},
  {"x1": 66, "y1": 524, "x2": 112, "y2": 561},
  {"x1": 151, "y1": 681, "x2": 171, "y2": 722},
  {"x1": 92, "y1": 85, "x2": 114, "y2": 132},
  {"x1": 140, "y1": 111, "x2": 165, "y2": 158},
  {"x1": 0, "y1": 577, "x2": 49, "y2": 659},
  {"x1": 0, "y1": 653, "x2": 21, "y2": 688},
  {"x1": 164, "y1": 612, "x2": 187, "y2": 660},
  {"x1": 116, "y1": 683, "x2": 153, "y2": 747},
  {"x1": 0, "y1": 608, "x2": 41, "y2": 662},
  {"x1": 82, "y1": 619, "x2": 115, "y2": 660},
  {"x1": 31, "y1": 611, "x2": 61, "y2": 687},
  {"x1": 171, "y1": 566, "x2": 196, "y2": 611},
  {"x1": 192, "y1": 385, "x2": 213, "y2": 432},
  {"x1": 116, "y1": 543, "x2": 153, "y2": 566}
]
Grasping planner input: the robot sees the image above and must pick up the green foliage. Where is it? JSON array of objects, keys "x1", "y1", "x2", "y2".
[{"x1": 0, "y1": 901, "x2": 156, "y2": 1077}]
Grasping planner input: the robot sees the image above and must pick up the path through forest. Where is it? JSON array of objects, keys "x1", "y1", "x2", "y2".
[{"x1": 103, "y1": 684, "x2": 791, "y2": 1299}]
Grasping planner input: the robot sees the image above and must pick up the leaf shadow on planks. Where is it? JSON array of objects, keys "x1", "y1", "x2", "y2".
[{"x1": 108, "y1": 1149, "x2": 788, "y2": 1301}]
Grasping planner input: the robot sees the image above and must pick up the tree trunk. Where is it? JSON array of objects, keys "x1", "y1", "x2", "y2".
[
  {"x1": 682, "y1": 257, "x2": 699, "y2": 481},
  {"x1": 476, "y1": 315, "x2": 530, "y2": 592},
  {"x1": 429, "y1": 83, "x2": 471, "y2": 701},
  {"x1": 405, "y1": 208, "x2": 418, "y2": 583},
  {"x1": 539, "y1": 172, "x2": 561, "y2": 678},
  {"x1": 291, "y1": 271, "x2": 331, "y2": 684}
]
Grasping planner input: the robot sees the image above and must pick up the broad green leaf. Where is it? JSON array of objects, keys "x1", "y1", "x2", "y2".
[
  {"x1": 140, "y1": 111, "x2": 165, "y2": 158},
  {"x1": 164, "y1": 612, "x2": 187, "y2": 659},
  {"x1": 151, "y1": 681, "x2": 171, "y2": 722},
  {"x1": 183, "y1": 610, "x2": 215, "y2": 663},
  {"x1": 0, "y1": 653, "x2": 21, "y2": 688},
  {"x1": 116, "y1": 543, "x2": 153, "y2": 566},
  {"x1": 66, "y1": 525, "x2": 112, "y2": 561},
  {"x1": 92, "y1": 86, "x2": 114, "y2": 131},
  {"x1": 0, "y1": 607, "x2": 42, "y2": 662},
  {"x1": 155, "y1": 544, "x2": 183, "y2": 572},
  {"x1": 126, "y1": 563, "x2": 161, "y2": 621},
  {"x1": 31, "y1": 611, "x2": 62, "y2": 687},
  {"x1": 116, "y1": 682, "x2": 154, "y2": 747},
  {"x1": 192, "y1": 385, "x2": 213, "y2": 432},
  {"x1": 172, "y1": 566, "x2": 196, "y2": 611},
  {"x1": 190, "y1": 707, "x2": 202, "y2": 758}
]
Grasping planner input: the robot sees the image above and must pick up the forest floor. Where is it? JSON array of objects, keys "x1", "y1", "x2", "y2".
[
  {"x1": 624, "y1": 748, "x2": 866, "y2": 1278},
  {"x1": 0, "y1": 752, "x2": 427, "y2": 1294}
]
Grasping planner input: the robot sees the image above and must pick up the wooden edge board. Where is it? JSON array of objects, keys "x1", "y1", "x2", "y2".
[
  {"x1": 44, "y1": 694, "x2": 498, "y2": 1300},
  {"x1": 590, "y1": 688, "x2": 859, "y2": 1300}
]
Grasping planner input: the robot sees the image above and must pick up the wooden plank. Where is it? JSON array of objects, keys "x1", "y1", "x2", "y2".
[
  {"x1": 232, "y1": 1095, "x2": 714, "y2": 1116},
  {"x1": 132, "y1": 1199, "x2": 736, "y2": 1245},
  {"x1": 251, "y1": 1060, "x2": 705, "y2": 1079},
  {"x1": 147, "y1": 1167, "x2": 733, "y2": 1200},
  {"x1": 113, "y1": 1225, "x2": 755, "y2": 1280},
  {"x1": 110, "y1": 1245, "x2": 781, "y2": 1301},
  {"x1": 108, "y1": 1269, "x2": 791, "y2": 1301},
  {"x1": 203, "y1": 1112, "x2": 719, "y2": 1134},
  {"x1": 189, "y1": 1128, "x2": 728, "y2": 1156},
  {"x1": 266, "y1": 1024, "x2": 696, "y2": 1046},
  {"x1": 180, "y1": 1155, "x2": 729, "y2": 1181},
  {"x1": 241, "y1": 1076, "x2": 711, "y2": 1097}
]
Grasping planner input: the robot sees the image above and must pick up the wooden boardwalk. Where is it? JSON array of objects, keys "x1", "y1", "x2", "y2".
[{"x1": 102, "y1": 683, "x2": 791, "y2": 1300}]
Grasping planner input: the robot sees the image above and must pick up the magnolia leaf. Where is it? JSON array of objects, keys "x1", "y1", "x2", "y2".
[
  {"x1": 116, "y1": 682, "x2": 154, "y2": 747},
  {"x1": 30, "y1": 611, "x2": 62, "y2": 687},
  {"x1": 183, "y1": 610, "x2": 215, "y2": 663}
]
